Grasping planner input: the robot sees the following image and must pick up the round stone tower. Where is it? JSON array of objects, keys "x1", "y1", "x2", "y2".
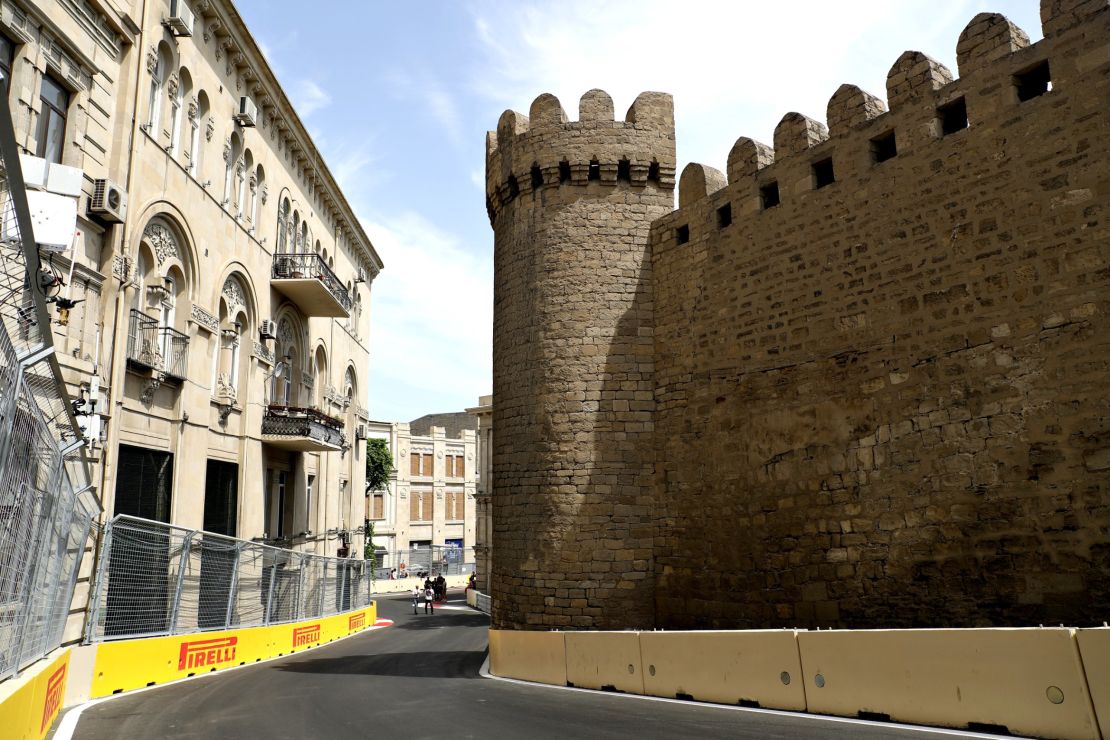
[{"x1": 486, "y1": 89, "x2": 676, "y2": 630}]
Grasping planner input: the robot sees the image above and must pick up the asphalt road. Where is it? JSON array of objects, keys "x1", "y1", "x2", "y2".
[{"x1": 68, "y1": 591, "x2": 1004, "y2": 740}]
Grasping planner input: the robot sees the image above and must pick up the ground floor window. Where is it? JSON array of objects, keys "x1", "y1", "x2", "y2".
[
  {"x1": 114, "y1": 444, "x2": 173, "y2": 521},
  {"x1": 264, "y1": 469, "x2": 288, "y2": 538},
  {"x1": 203, "y1": 460, "x2": 238, "y2": 536}
]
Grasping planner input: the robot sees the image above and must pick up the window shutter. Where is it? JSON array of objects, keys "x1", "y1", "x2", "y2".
[
  {"x1": 423, "y1": 454, "x2": 433, "y2": 476},
  {"x1": 455, "y1": 456, "x2": 464, "y2": 478},
  {"x1": 424, "y1": 492, "x2": 433, "y2": 521},
  {"x1": 373, "y1": 494, "x2": 384, "y2": 520},
  {"x1": 409, "y1": 492, "x2": 419, "y2": 521},
  {"x1": 410, "y1": 453, "x2": 419, "y2": 476}
]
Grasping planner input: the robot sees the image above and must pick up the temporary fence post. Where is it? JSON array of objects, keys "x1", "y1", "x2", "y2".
[
  {"x1": 84, "y1": 517, "x2": 114, "y2": 643},
  {"x1": 264, "y1": 556, "x2": 278, "y2": 625},
  {"x1": 224, "y1": 543, "x2": 243, "y2": 629},
  {"x1": 338, "y1": 561, "x2": 347, "y2": 612},
  {"x1": 168, "y1": 530, "x2": 196, "y2": 635},
  {"x1": 296, "y1": 554, "x2": 307, "y2": 621},
  {"x1": 318, "y1": 560, "x2": 327, "y2": 616}
]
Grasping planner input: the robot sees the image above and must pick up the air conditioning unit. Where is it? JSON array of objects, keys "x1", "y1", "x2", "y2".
[
  {"x1": 259, "y1": 318, "x2": 278, "y2": 340},
  {"x1": 356, "y1": 424, "x2": 367, "y2": 440},
  {"x1": 88, "y1": 179, "x2": 127, "y2": 223},
  {"x1": 234, "y1": 96, "x2": 258, "y2": 127},
  {"x1": 165, "y1": 0, "x2": 194, "y2": 36}
]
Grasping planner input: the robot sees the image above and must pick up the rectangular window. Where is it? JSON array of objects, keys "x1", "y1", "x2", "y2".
[
  {"x1": 305, "y1": 474, "x2": 316, "y2": 533},
  {"x1": 455, "y1": 455, "x2": 464, "y2": 478},
  {"x1": 446, "y1": 491, "x2": 465, "y2": 521},
  {"x1": 410, "y1": 453, "x2": 420, "y2": 476},
  {"x1": 203, "y1": 460, "x2": 238, "y2": 536},
  {"x1": 0, "y1": 35, "x2": 15, "y2": 84},
  {"x1": 1015, "y1": 60, "x2": 1051, "y2": 102},
  {"x1": 371, "y1": 493, "x2": 385, "y2": 520},
  {"x1": 410, "y1": 490, "x2": 433, "y2": 522},
  {"x1": 870, "y1": 130, "x2": 897, "y2": 164},
  {"x1": 675, "y1": 225, "x2": 689, "y2": 244},
  {"x1": 812, "y1": 158, "x2": 835, "y2": 189},
  {"x1": 37, "y1": 73, "x2": 69, "y2": 164},
  {"x1": 938, "y1": 97, "x2": 968, "y2": 136},
  {"x1": 423, "y1": 453, "x2": 433, "y2": 476},
  {"x1": 717, "y1": 202, "x2": 732, "y2": 228},
  {"x1": 760, "y1": 181, "x2": 780, "y2": 209}
]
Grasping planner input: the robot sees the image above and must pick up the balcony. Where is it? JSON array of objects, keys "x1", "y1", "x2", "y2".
[
  {"x1": 126, "y1": 309, "x2": 189, "y2": 381},
  {"x1": 261, "y1": 405, "x2": 346, "y2": 452},
  {"x1": 271, "y1": 253, "x2": 351, "y2": 318}
]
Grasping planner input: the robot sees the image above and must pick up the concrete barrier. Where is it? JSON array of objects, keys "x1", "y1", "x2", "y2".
[
  {"x1": 797, "y1": 628, "x2": 1100, "y2": 740},
  {"x1": 639, "y1": 630, "x2": 806, "y2": 710},
  {"x1": 565, "y1": 632, "x2": 644, "y2": 694},
  {"x1": 488, "y1": 629, "x2": 567, "y2": 686},
  {"x1": 0, "y1": 648, "x2": 71, "y2": 740},
  {"x1": 89, "y1": 602, "x2": 377, "y2": 697},
  {"x1": 372, "y1": 574, "x2": 471, "y2": 594},
  {"x1": 1077, "y1": 628, "x2": 1109, "y2": 738}
]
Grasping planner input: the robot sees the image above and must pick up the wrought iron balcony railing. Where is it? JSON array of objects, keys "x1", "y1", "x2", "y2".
[
  {"x1": 262, "y1": 405, "x2": 346, "y2": 451},
  {"x1": 126, "y1": 309, "x2": 189, "y2": 381},
  {"x1": 271, "y1": 253, "x2": 352, "y2": 317}
]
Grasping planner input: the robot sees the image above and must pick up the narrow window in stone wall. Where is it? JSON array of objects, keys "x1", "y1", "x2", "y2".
[
  {"x1": 760, "y1": 181, "x2": 780, "y2": 209},
  {"x1": 559, "y1": 160, "x2": 571, "y2": 184},
  {"x1": 588, "y1": 159, "x2": 600, "y2": 181},
  {"x1": 717, "y1": 202, "x2": 732, "y2": 228},
  {"x1": 371, "y1": 493, "x2": 384, "y2": 520},
  {"x1": 676, "y1": 224, "x2": 689, "y2": 244},
  {"x1": 37, "y1": 74, "x2": 69, "y2": 164},
  {"x1": 410, "y1": 453, "x2": 420, "y2": 476},
  {"x1": 530, "y1": 164, "x2": 543, "y2": 190},
  {"x1": 647, "y1": 160, "x2": 660, "y2": 183},
  {"x1": 409, "y1": 491, "x2": 421, "y2": 521},
  {"x1": 870, "y1": 131, "x2": 897, "y2": 164},
  {"x1": 1015, "y1": 60, "x2": 1051, "y2": 102},
  {"x1": 812, "y1": 158, "x2": 835, "y2": 189},
  {"x1": 455, "y1": 456, "x2": 464, "y2": 478},
  {"x1": 446, "y1": 491, "x2": 464, "y2": 521},
  {"x1": 617, "y1": 159, "x2": 631, "y2": 182},
  {"x1": 507, "y1": 174, "x2": 519, "y2": 200},
  {"x1": 423, "y1": 453, "x2": 433, "y2": 476},
  {"x1": 938, "y1": 97, "x2": 968, "y2": 136}
]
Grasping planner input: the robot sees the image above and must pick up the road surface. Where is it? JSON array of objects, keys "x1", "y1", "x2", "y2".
[{"x1": 67, "y1": 591, "x2": 1004, "y2": 739}]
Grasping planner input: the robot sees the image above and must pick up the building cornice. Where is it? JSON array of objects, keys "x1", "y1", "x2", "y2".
[{"x1": 201, "y1": 0, "x2": 383, "y2": 276}]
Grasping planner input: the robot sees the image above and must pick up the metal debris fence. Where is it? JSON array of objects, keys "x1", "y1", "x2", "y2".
[
  {"x1": 371, "y1": 546, "x2": 477, "y2": 580},
  {"x1": 0, "y1": 78, "x2": 98, "y2": 681},
  {"x1": 86, "y1": 516, "x2": 375, "y2": 641}
]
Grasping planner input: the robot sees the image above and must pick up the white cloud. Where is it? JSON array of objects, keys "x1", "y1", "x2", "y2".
[
  {"x1": 362, "y1": 212, "x2": 492, "y2": 420},
  {"x1": 292, "y1": 79, "x2": 332, "y2": 118},
  {"x1": 386, "y1": 69, "x2": 465, "y2": 146},
  {"x1": 466, "y1": 0, "x2": 1034, "y2": 172}
]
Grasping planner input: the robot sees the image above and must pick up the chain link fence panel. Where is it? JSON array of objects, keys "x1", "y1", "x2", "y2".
[{"x1": 86, "y1": 516, "x2": 374, "y2": 642}]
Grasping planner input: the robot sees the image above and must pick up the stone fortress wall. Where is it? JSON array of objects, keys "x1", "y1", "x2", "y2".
[{"x1": 488, "y1": 0, "x2": 1110, "y2": 630}]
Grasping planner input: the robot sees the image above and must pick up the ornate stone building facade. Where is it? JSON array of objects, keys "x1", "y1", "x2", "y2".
[
  {"x1": 14, "y1": 0, "x2": 382, "y2": 584},
  {"x1": 488, "y1": 2, "x2": 1110, "y2": 630}
]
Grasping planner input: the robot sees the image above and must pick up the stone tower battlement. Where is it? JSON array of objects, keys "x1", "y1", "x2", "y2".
[
  {"x1": 485, "y1": 90, "x2": 676, "y2": 224},
  {"x1": 489, "y1": 0, "x2": 1110, "y2": 632}
]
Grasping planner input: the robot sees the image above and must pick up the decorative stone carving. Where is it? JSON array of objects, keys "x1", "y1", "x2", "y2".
[
  {"x1": 222, "y1": 277, "x2": 245, "y2": 311},
  {"x1": 223, "y1": 138, "x2": 232, "y2": 164},
  {"x1": 216, "y1": 374, "x2": 237, "y2": 402},
  {"x1": 191, "y1": 305, "x2": 218, "y2": 333},
  {"x1": 166, "y1": 73, "x2": 179, "y2": 98},
  {"x1": 205, "y1": 118, "x2": 215, "y2": 142},
  {"x1": 260, "y1": 184, "x2": 269, "y2": 205},
  {"x1": 146, "y1": 45, "x2": 158, "y2": 74},
  {"x1": 252, "y1": 341, "x2": 274, "y2": 364},
  {"x1": 143, "y1": 222, "x2": 179, "y2": 265},
  {"x1": 140, "y1": 377, "x2": 160, "y2": 405},
  {"x1": 112, "y1": 254, "x2": 131, "y2": 281},
  {"x1": 187, "y1": 96, "x2": 199, "y2": 122},
  {"x1": 302, "y1": 371, "x2": 314, "y2": 386}
]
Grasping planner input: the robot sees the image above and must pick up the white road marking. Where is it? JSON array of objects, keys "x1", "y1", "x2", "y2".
[
  {"x1": 53, "y1": 620, "x2": 393, "y2": 740},
  {"x1": 476, "y1": 655, "x2": 1010, "y2": 739}
]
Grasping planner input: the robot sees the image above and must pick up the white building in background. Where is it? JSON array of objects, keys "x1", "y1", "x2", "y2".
[
  {"x1": 466, "y1": 395, "x2": 492, "y2": 590},
  {"x1": 366, "y1": 420, "x2": 477, "y2": 563}
]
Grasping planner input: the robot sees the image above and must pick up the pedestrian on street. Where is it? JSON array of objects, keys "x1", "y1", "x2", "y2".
[
  {"x1": 435, "y1": 573, "x2": 446, "y2": 602},
  {"x1": 424, "y1": 584, "x2": 435, "y2": 614},
  {"x1": 411, "y1": 585, "x2": 421, "y2": 615}
]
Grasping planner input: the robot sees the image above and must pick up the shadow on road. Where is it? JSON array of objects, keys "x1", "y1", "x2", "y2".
[
  {"x1": 394, "y1": 611, "x2": 488, "y2": 630},
  {"x1": 271, "y1": 650, "x2": 486, "y2": 678}
]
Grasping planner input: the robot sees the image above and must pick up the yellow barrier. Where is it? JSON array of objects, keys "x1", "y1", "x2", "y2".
[
  {"x1": 639, "y1": 630, "x2": 806, "y2": 710},
  {"x1": 90, "y1": 602, "x2": 377, "y2": 697},
  {"x1": 797, "y1": 628, "x2": 1100, "y2": 740},
  {"x1": 565, "y1": 632, "x2": 644, "y2": 694},
  {"x1": 489, "y1": 629, "x2": 567, "y2": 686},
  {"x1": 0, "y1": 649, "x2": 71, "y2": 740},
  {"x1": 1077, "y1": 628, "x2": 1109, "y2": 738}
]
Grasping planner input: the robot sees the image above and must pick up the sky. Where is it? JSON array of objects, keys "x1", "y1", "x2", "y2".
[{"x1": 235, "y1": 0, "x2": 1044, "y2": 423}]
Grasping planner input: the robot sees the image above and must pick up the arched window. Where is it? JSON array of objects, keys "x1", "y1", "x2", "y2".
[
  {"x1": 313, "y1": 345, "x2": 328, "y2": 409},
  {"x1": 170, "y1": 68, "x2": 191, "y2": 157},
  {"x1": 215, "y1": 275, "x2": 250, "y2": 401},
  {"x1": 238, "y1": 149, "x2": 253, "y2": 219},
  {"x1": 148, "y1": 44, "x2": 172, "y2": 131},
  {"x1": 223, "y1": 131, "x2": 242, "y2": 206},
  {"x1": 189, "y1": 90, "x2": 209, "y2": 176},
  {"x1": 252, "y1": 165, "x2": 266, "y2": 226},
  {"x1": 272, "y1": 317, "x2": 299, "y2": 406},
  {"x1": 292, "y1": 211, "x2": 301, "y2": 251},
  {"x1": 277, "y1": 198, "x2": 290, "y2": 253}
]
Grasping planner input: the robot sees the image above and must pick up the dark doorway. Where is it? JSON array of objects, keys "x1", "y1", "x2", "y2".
[
  {"x1": 199, "y1": 460, "x2": 239, "y2": 628},
  {"x1": 106, "y1": 445, "x2": 174, "y2": 637}
]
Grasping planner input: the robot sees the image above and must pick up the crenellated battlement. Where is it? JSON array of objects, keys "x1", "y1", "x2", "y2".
[
  {"x1": 485, "y1": 89, "x2": 677, "y2": 224},
  {"x1": 656, "y1": 1, "x2": 1109, "y2": 237}
]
